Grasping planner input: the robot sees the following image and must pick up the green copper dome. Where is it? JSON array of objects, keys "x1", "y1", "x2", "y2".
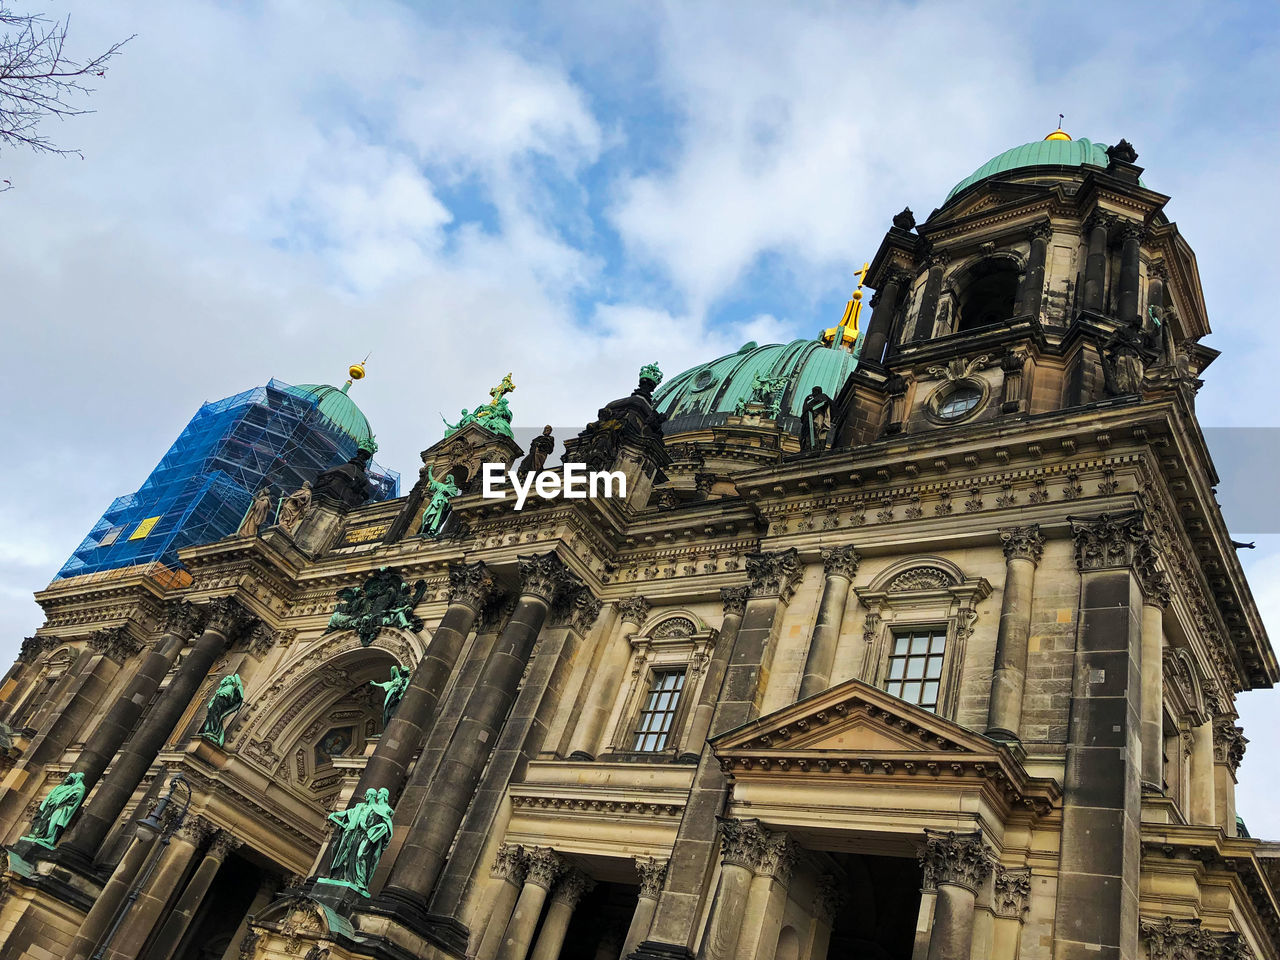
[
  {"x1": 654, "y1": 339, "x2": 859, "y2": 431},
  {"x1": 946, "y1": 136, "x2": 1112, "y2": 201},
  {"x1": 282, "y1": 382, "x2": 374, "y2": 446}
]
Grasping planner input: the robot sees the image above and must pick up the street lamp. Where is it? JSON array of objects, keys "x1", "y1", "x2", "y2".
[{"x1": 92, "y1": 772, "x2": 191, "y2": 960}]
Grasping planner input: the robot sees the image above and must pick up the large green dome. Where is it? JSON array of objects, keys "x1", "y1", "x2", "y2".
[
  {"x1": 946, "y1": 136, "x2": 1113, "y2": 202},
  {"x1": 655, "y1": 339, "x2": 859, "y2": 432},
  {"x1": 282, "y1": 382, "x2": 374, "y2": 446}
]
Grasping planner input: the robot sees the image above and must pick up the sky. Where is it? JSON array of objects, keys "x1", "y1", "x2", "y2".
[{"x1": 1, "y1": 0, "x2": 1278, "y2": 833}]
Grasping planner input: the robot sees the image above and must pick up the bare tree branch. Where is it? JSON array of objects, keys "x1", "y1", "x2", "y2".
[{"x1": 0, "y1": 4, "x2": 132, "y2": 158}]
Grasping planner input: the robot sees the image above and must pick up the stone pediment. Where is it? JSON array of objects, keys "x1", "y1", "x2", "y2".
[
  {"x1": 711, "y1": 677, "x2": 1060, "y2": 816},
  {"x1": 419, "y1": 422, "x2": 524, "y2": 491},
  {"x1": 926, "y1": 183, "x2": 1048, "y2": 229}
]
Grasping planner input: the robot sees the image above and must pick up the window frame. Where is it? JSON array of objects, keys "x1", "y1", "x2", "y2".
[
  {"x1": 630, "y1": 667, "x2": 690, "y2": 753},
  {"x1": 882, "y1": 627, "x2": 950, "y2": 712}
]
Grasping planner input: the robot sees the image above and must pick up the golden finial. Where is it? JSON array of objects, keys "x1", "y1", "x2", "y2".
[
  {"x1": 821, "y1": 261, "x2": 869, "y2": 351},
  {"x1": 1045, "y1": 114, "x2": 1071, "y2": 141},
  {"x1": 342, "y1": 354, "x2": 370, "y2": 394}
]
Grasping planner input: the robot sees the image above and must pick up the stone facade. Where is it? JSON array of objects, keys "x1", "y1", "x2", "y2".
[{"x1": 0, "y1": 132, "x2": 1277, "y2": 960}]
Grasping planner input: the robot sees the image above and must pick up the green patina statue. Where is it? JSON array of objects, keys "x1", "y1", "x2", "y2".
[
  {"x1": 441, "y1": 373, "x2": 516, "y2": 440},
  {"x1": 198, "y1": 674, "x2": 245, "y2": 747},
  {"x1": 21, "y1": 772, "x2": 86, "y2": 848},
  {"x1": 325, "y1": 567, "x2": 428, "y2": 646},
  {"x1": 419, "y1": 466, "x2": 461, "y2": 537},
  {"x1": 371, "y1": 665, "x2": 411, "y2": 729},
  {"x1": 319, "y1": 786, "x2": 395, "y2": 897},
  {"x1": 733, "y1": 372, "x2": 790, "y2": 418},
  {"x1": 639, "y1": 362, "x2": 664, "y2": 387}
]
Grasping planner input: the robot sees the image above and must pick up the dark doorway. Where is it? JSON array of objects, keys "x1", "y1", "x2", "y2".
[
  {"x1": 826, "y1": 852, "x2": 922, "y2": 960},
  {"x1": 172, "y1": 853, "x2": 267, "y2": 960},
  {"x1": 558, "y1": 879, "x2": 635, "y2": 960},
  {"x1": 956, "y1": 261, "x2": 1019, "y2": 332}
]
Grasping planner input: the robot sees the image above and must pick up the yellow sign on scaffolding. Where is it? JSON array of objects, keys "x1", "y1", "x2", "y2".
[{"x1": 128, "y1": 516, "x2": 161, "y2": 540}]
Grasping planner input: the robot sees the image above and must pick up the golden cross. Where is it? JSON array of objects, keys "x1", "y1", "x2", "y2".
[{"x1": 853, "y1": 262, "x2": 870, "y2": 292}]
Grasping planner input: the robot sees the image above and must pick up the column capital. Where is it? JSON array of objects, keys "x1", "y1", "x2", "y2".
[
  {"x1": 1213, "y1": 716, "x2": 1248, "y2": 774},
  {"x1": 490, "y1": 843, "x2": 527, "y2": 884},
  {"x1": 208, "y1": 829, "x2": 242, "y2": 861},
  {"x1": 1028, "y1": 220, "x2": 1053, "y2": 242},
  {"x1": 617, "y1": 596, "x2": 651, "y2": 627},
  {"x1": 745, "y1": 548, "x2": 803, "y2": 600},
  {"x1": 715, "y1": 816, "x2": 767, "y2": 870},
  {"x1": 1084, "y1": 210, "x2": 1115, "y2": 234},
  {"x1": 16, "y1": 635, "x2": 49, "y2": 663},
  {"x1": 1140, "y1": 916, "x2": 1250, "y2": 960},
  {"x1": 204, "y1": 596, "x2": 254, "y2": 638},
  {"x1": 917, "y1": 830, "x2": 992, "y2": 893},
  {"x1": 821, "y1": 544, "x2": 861, "y2": 581},
  {"x1": 553, "y1": 587, "x2": 603, "y2": 634},
  {"x1": 1118, "y1": 220, "x2": 1147, "y2": 244},
  {"x1": 87, "y1": 626, "x2": 144, "y2": 663},
  {"x1": 517, "y1": 554, "x2": 576, "y2": 606},
  {"x1": 634, "y1": 856, "x2": 668, "y2": 899},
  {"x1": 244, "y1": 622, "x2": 277, "y2": 658},
  {"x1": 755, "y1": 832, "x2": 798, "y2": 886},
  {"x1": 524, "y1": 846, "x2": 563, "y2": 890},
  {"x1": 163, "y1": 601, "x2": 206, "y2": 639},
  {"x1": 176, "y1": 814, "x2": 217, "y2": 847},
  {"x1": 1000, "y1": 525, "x2": 1044, "y2": 565},
  {"x1": 447, "y1": 560, "x2": 495, "y2": 612},
  {"x1": 550, "y1": 868, "x2": 595, "y2": 908},
  {"x1": 991, "y1": 866, "x2": 1032, "y2": 920},
  {"x1": 1070, "y1": 511, "x2": 1152, "y2": 572},
  {"x1": 814, "y1": 875, "x2": 843, "y2": 925},
  {"x1": 720, "y1": 586, "x2": 749, "y2": 618}
]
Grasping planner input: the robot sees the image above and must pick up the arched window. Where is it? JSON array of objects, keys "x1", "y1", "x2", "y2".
[{"x1": 956, "y1": 259, "x2": 1020, "y2": 332}]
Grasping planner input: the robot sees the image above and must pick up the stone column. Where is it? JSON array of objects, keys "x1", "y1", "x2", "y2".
[
  {"x1": 678, "y1": 588, "x2": 747, "y2": 762},
  {"x1": 989, "y1": 867, "x2": 1030, "y2": 960},
  {"x1": 910, "y1": 254, "x2": 948, "y2": 343},
  {"x1": 635, "y1": 552, "x2": 801, "y2": 960},
  {"x1": 496, "y1": 847, "x2": 563, "y2": 960},
  {"x1": 148, "y1": 829, "x2": 241, "y2": 960},
  {"x1": 804, "y1": 877, "x2": 840, "y2": 960},
  {"x1": 221, "y1": 873, "x2": 282, "y2": 960},
  {"x1": 1147, "y1": 261, "x2": 1167, "y2": 317},
  {"x1": 917, "y1": 830, "x2": 991, "y2": 960},
  {"x1": 529, "y1": 869, "x2": 595, "y2": 960},
  {"x1": 861, "y1": 270, "x2": 907, "y2": 364},
  {"x1": 621, "y1": 857, "x2": 668, "y2": 959},
  {"x1": 1189, "y1": 715, "x2": 1216, "y2": 825},
  {"x1": 1053, "y1": 513, "x2": 1146, "y2": 960},
  {"x1": 97, "y1": 816, "x2": 213, "y2": 960},
  {"x1": 1082, "y1": 212, "x2": 1111, "y2": 313},
  {"x1": 66, "y1": 825, "x2": 162, "y2": 960},
  {"x1": 1213, "y1": 717, "x2": 1247, "y2": 836},
  {"x1": 736, "y1": 831, "x2": 797, "y2": 960},
  {"x1": 355, "y1": 560, "x2": 494, "y2": 799},
  {"x1": 701, "y1": 819, "x2": 767, "y2": 960},
  {"x1": 1015, "y1": 221, "x2": 1051, "y2": 320},
  {"x1": 379, "y1": 554, "x2": 572, "y2": 908},
  {"x1": 1116, "y1": 221, "x2": 1145, "y2": 326},
  {"x1": 1135, "y1": 567, "x2": 1170, "y2": 793},
  {"x1": 985, "y1": 525, "x2": 1044, "y2": 743},
  {"x1": 474, "y1": 844, "x2": 529, "y2": 960},
  {"x1": 568, "y1": 597, "x2": 650, "y2": 760},
  {"x1": 798, "y1": 546, "x2": 859, "y2": 701},
  {"x1": 60, "y1": 596, "x2": 252, "y2": 864}
]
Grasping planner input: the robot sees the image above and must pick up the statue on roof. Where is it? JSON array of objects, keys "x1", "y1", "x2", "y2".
[
  {"x1": 734, "y1": 372, "x2": 790, "y2": 418},
  {"x1": 21, "y1": 772, "x2": 86, "y2": 848},
  {"x1": 277, "y1": 481, "x2": 312, "y2": 536},
  {"x1": 419, "y1": 466, "x2": 461, "y2": 537},
  {"x1": 442, "y1": 374, "x2": 516, "y2": 440},
  {"x1": 799, "y1": 386, "x2": 834, "y2": 452},
  {"x1": 237, "y1": 487, "x2": 273, "y2": 538},
  {"x1": 517, "y1": 425, "x2": 556, "y2": 480}
]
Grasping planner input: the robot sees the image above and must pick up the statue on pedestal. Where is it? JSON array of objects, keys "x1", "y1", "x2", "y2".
[
  {"x1": 198, "y1": 674, "x2": 245, "y2": 747},
  {"x1": 799, "y1": 386, "x2": 834, "y2": 451},
  {"x1": 517, "y1": 425, "x2": 556, "y2": 479},
  {"x1": 442, "y1": 373, "x2": 517, "y2": 440},
  {"x1": 371, "y1": 665, "x2": 412, "y2": 729},
  {"x1": 419, "y1": 466, "x2": 461, "y2": 537},
  {"x1": 237, "y1": 487, "x2": 273, "y2": 537},
  {"x1": 21, "y1": 772, "x2": 86, "y2": 848},
  {"x1": 321, "y1": 787, "x2": 395, "y2": 897},
  {"x1": 277, "y1": 481, "x2": 313, "y2": 535}
]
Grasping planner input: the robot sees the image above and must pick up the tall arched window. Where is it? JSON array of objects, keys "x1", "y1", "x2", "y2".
[{"x1": 956, "y1": 259, "x2": 1020, "y2": 332}]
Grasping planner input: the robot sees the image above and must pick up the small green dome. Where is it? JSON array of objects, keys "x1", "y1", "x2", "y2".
[
  {"x1": 283, "y1": 382, "x2": 374, "y2": 445},
  {"x1": 655, "y1": 339, "x2": 858, "y2": 431},
  {"x1": 946, "y1": 137, "x2": 1113, "y2": 202}
]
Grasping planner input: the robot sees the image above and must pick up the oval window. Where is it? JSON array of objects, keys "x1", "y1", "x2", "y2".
[
  {"x1": 692, "y1": 370, "x2": 716, "y2": 391},
  {"x1": 937, "y1": 386, "x2": 981, "y2": 419}
]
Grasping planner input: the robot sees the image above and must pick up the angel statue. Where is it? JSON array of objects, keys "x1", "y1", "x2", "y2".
[
  {"x1": 21, "y1": 772, "x2": 86, "y2": 848},
  {"x1": 198, "y1": 674, "x2": 245, "y2": 747},
  {"x1": 419, "y1": 466, "x2": 462, "y2": 537},
  {"x1": 371, "y1": 665, "x2": 412, "y2": 729}
]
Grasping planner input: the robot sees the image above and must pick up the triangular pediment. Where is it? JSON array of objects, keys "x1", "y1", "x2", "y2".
[
  {"x1": 711, "y1": 677, "x2": 990, "y2": 757},
  {"x1": 926, "y1": 183, "x2": 1050, "y2": 229}
]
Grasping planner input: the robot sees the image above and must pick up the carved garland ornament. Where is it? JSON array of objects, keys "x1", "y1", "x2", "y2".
[{"x1": 1213, "y1": 716, "x2": 1248, "y2": 774}]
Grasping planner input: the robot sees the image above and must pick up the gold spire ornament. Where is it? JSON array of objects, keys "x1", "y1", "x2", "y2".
[
  {"x1": 342, "y1": 354, "x2": 371, "y2": 394},
  {"x1": 822, "y1": 262, "x2": 869, "y2": 351},
  {"x1": 1044, "y1": 114, "x2": 1071, "y2": 141}
]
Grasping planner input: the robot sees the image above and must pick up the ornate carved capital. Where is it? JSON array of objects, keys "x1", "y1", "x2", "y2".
[
  {"x1": 554, "y1": 588, "x2": 603, "y2": 634},
  {"x1": 716, "y1": 817, "x2": 767, "y2": 870},
  {"x1": 720, "y1": 586, "x2": 749, "y2": 618},
  {"x1": 244, "y1": 622, "x2": 277, "y2": 658},
  {"x1": 1213, "y1": 716, "x2": 1248, "y2": 773},
  {"x1": 208, "y1": 829, "x2": 243, "y2": 860},
  {"x1": 821, "y1": 545, "x2": 861, "y2": 581},
  {"x1": 205, "y1": 596, "x2": 254, "y2": 639},
  {"x1": 1139, "y1": 916, "x2": 1251, "y2": 960},
  {"x1": 16, "y1": 636, "x2": 48, "y2": 664},
  {"x1": 1139, "y1": 568, "x2": 1172, "y2": 608},
  {"x1": 617, "y1": 596, "x2": 651, "y2": 627},
  {"x1": 815, "y1": 875, "x2": 843, "y2": 925},
  {"x1": 490, "y1": 843, "x2": 527, "y2": 884},
  {"x1": 164, "y1": 601, "x2": 206, "y2": 639},
  {"x1": 1000, "y1": 525, "x2": 1044, "y2": 565},
  {"x1": 177, "y1": 815, "x2": 217, "y2": 847},
  {"x1": 1084, "y1": 211, "x2": 1115, "y2": 234},
  {"x1": 524, "y1": 846, "x2": 563, "y2": 890},
  {"x1": 1119, "y1": 220, "x2": 1147, "y2": 244},
  {"x1": 448, "y1": 560, "x2": 495, "y2": 612},
  {"x1": 551, "y1": 868, "x2": 595, "y2": 908},
  {"x1": 1070, "y1": 511, "x2": 1152, "y2": 572},
  {"x1": 991, "y1": 866, "x2": 1032, "y2": 920},
  {"x1": 1028, "y1": 220, "x2": 1053, "y2": 242},
  {"x1": 745, "y1": 548, "x2": 803, "y2": 600},
  {"x1": 917, "y1": 830, "x2": 992, "y2": 893},
  {"x1": 635, "y1": 856, "x2": 668, "y2": 899},
  {"x1": 756, "y1": 832, "x2": 798, "y2": 886},
  {"x1": 927, "y1": 251, "x2": 950, "y2": 270},
  {"x1": 517, "y1": 554, "x2": 575, "y2": 606},
  {"x1": 87, "y1": 626, "x2": 144, "y2": 663}
]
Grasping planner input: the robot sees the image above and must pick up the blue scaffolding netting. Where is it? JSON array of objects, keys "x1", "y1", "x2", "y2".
[{"x1": 56, "y1": 378, "x2": 399, "y2": 580}]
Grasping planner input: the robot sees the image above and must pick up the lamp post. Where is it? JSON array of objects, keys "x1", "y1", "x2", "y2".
[{"x1": 92, "y1": 772, "x2": 191, "y2": 960}]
